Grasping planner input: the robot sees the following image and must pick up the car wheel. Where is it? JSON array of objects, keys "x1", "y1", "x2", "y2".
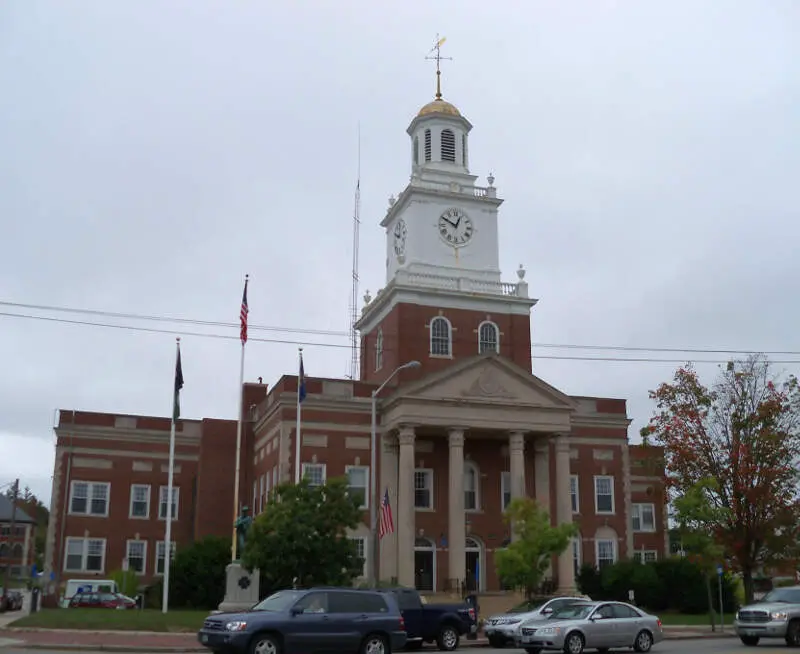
[
  {"x1": 740, "y1": 635, "x2": 759, "y2": 646},
  {"x1": 249, "y1": 633, "x2": 281, "y2": 654},
  {"x1": 787, "y1": 619, "x2": 800, "y2": 647},
  {"x1": 436, "y1": 624, "x2": 460, "y2": 651},
  {"x1": 563, "y1": 631, "x2": 584, "y2": 654},
  {"x1": 361, "y1": 633, "x2": 388, "y2": 654},
  {"x1": 633, "y1": 630, "x2": 653, "y2": 653}
]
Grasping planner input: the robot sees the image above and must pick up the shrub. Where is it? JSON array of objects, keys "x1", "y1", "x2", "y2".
[
  {"x1": 166, "y1": 536, "x2": 231, "y2": 610},
  {"x1": 110, "y1": 569, "x2": 139, "y2": 598}
]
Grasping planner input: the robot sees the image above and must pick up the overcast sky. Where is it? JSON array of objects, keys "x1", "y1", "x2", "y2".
[{"x1": 1, "y1": 1, "x2": 798, "y2": 507}]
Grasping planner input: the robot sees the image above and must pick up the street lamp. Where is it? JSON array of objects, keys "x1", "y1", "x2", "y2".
[{"x1": 369, "y1": 360, "x2": 421, "y2": 587}]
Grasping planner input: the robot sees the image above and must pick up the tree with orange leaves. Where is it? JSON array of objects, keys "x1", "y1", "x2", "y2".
[{"x1": 645, "y1": 354, "x2": 800, "y2": 603}]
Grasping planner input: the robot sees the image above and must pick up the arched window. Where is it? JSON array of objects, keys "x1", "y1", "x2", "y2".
[
  {"x1": 478, "y1": 321, "x2": 499, "y2": 354},
  {"x1": 12, "y1": 542, "x2": 23, "y2": 556},
  {"x1": 441, "y1": 129, "x2": 456, "y2": 162},
  {"x1": 464, "y1": 461, "x2": 479, "y2": 511},
  {"x1": 461, "y1": 134, "x2": 468, "y2": 167},
  {"x1": 413, "y1": 136, "x2": 419, "y2": 165},
  {"x1": 424, "y1": 129, "x2": 432, "y2": 162},
  {"x1": 374, "y1": 328, "x2": 383, "y2": 371},
  {"x1": 430, "y1": 316, "x2": 452, "y2": 356}
]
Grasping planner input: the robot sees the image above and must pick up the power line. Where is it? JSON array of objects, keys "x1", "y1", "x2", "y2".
[
  {"x1": 2, "y1": 308, "x2": 800, "y2": 366},
  {"x1": 1, "y1": 299, "x2": 799, "y2": 358}
]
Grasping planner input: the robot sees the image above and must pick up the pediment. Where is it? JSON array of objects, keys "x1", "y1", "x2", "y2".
[{"x1": 396, "y1": 354, "x2": 576, "y2": 411}]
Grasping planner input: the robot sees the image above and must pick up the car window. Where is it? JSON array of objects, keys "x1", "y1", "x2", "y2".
[
  {"x1": 550, "y1": 604, "x2": 594, "y2": 620},
  {"x1": 293, "y1": 592, "x2": 328, "y2": 614},
  {"x1": 593, "y1": 604, "x2": 616, "y2": 619},
  {"x1": 761, "y1": 588, "x2": 800, "y2": 604},
  {"x1": 329, "y1": 592, "x2": 389, "y2": 614},
  {"x1": 100, "y1": 593, "x2": 117, "y2": 602},
  {"x1": 509, "y1": 599, "x2": 546, "y2": 613},
  {"x1": 611, "y1": 604, "x2": 640, "y2": 618},
  {"x1": 392, "y1": 590, "x2": 422, "y2": 610},
  {"x1": 252, "y1": 590, "x2": 304, "y2": 612}
]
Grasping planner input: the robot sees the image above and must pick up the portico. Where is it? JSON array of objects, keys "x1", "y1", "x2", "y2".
[{"x1": 377, "y1": 353, "x2": 578, "y2": 593}]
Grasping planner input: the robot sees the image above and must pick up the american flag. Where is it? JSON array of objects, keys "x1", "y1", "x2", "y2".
[
  {"x1": 379, "y1": 488, "x2": 394, "y2": 538},
  {"x1": 240, "y1": 276, "x2": 249, "y2": 344}
]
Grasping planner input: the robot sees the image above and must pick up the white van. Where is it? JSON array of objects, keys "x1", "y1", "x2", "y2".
[{"x1": 61, "y1": 579, "x2": 119, "y2": 608}]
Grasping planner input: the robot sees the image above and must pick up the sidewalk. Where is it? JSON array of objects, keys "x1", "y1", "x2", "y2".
[{"x1": 0, "y1": 626, "x2": 736, "y2": 651}]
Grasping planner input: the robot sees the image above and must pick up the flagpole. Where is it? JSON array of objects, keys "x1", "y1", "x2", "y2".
[
  {"x1": 294, "y1": 348, "x2": 303, "y2": 484},
  {"x1": 231, "y1": 274, "x2": 248, "y2": 561},
  {"x1": 162, "y1": 337, "x2": 180, "y2": 614}
]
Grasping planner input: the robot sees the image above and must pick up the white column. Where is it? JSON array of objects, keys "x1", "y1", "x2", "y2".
[
  {"x1": 396, "y1": 425, "x2": 416, "y2": 588},
  {"x1": 555, "y1": 434, "x2": 575, "y2": 593},
  {"x1": 534, "y1": 438, "x2": 551, "y2": 517},
  {"x1": 508, "y1": 431, "x2": 526, "y2": 500},
  {"x1": 379, "y1": 433, "x2": 399, "y2": 582},
  {"x1": 448, "y1": 428, "x2": 466, "y2": 592}
]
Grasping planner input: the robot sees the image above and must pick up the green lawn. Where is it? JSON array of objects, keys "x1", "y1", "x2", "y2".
[
  {"x1": 10, "y1": 608, "x2": 210, "y2": 632},
  {"x1": 657, "y1": 611, "x2": 734, "y2": 626}
]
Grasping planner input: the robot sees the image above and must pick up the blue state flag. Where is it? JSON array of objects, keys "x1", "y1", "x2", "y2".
[{"x1": 298, "y1": 351, "x2": 307, "y2": 403}]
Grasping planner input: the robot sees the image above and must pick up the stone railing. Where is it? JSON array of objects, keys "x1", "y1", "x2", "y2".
[
  {"x1": 393, "y1": 270, "x2": 528, "y2": 298},
  {"x1": 406, "y1": 177, "x2": 498, "y2": 200}
]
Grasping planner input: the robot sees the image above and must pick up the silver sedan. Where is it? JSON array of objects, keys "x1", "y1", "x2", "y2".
[{"x1": 514, "y1": 600, "x2": 664, "y2": 654}]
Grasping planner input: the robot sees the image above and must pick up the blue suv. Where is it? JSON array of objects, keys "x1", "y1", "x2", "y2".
[{"x1": 198, "y1": 588, "x2": 407, "y2": 654}]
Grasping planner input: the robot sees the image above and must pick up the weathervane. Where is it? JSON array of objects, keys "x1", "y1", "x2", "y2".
[{"x1": 425, "y1": 34, "x2": 452, "y2": 100}]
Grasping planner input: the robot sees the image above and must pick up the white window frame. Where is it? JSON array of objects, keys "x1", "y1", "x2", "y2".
[
  {"x1": 345, "y1": 465, "x2": 369, "y2": 509},
  {"x1": 63, "y1": 537, "x2": 106, "y2": 573},
  {"x1": 350, "y1": 535, "x2": 368, "y2": 578},
  {"x1": 570, "y1": 475, "x2": 580, "y2": 514},
  {"x1": 302, "y1": 463, "x2": 326, "y2": 487},
  {"x1": 155, "y1": 540, "x2": 176, "y2": 575},
  {"x1": 572, "y1": 537, "x2": 582, "y2": 576},
  {"x1": 414, "y1": 468, "x2": 434, "y2": 510},
  {"x1": 125, "y1": 539, "x2": 147, "y2": 575},
  {"x1": 374, "y1": 328, "x2": 384, "y2": 372},
  {"x1": 593, "y1": 475, "x2": 615, "y2": 514},
  {"x1": 68, "y1": 481, "x2": 111, "y2": 517},
  {"x1": 632, "y1": 503, "x2": 656, "y2": 532},
  {"x1": 595, "y1": 538, "x2": 617, "y2": 569},
  {"x1": 158, "y1": 486, "x2": 180, "y2": 520},
  {"x1": 477, "y1": 321, "x2": 500, "y2": 354},
  {"x1": 129, "y1": 484, "x2": 151, "y2": 519},
  {"x1": 633, "y1": 550, "x2": 658, "y2": 564},
  {"x1": 429, "y1": 316, "x2": 452, "y2": 357},
  {"x1": 464, "y1": 461, "x2": 480, "y2": 512},
  {"x1": 500, "y1": 471, "x2": 511, "y2": 511}
]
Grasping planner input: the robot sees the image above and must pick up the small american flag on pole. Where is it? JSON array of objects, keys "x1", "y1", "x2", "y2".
[
  {"x1": 379, "y1": 488, "x2": 394, "y2": 539},
  {"x1": 240, "y1": 276, "x2": 249, "y2": 344}
]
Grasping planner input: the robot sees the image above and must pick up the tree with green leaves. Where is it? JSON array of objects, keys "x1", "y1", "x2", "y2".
[
  {"x1": 645, "y1": 354, "x2": 800, "y2": 603},
  {"x1": 241, "y1": 477, "x2": 364, "y2": 591},
  {"x1": 494, "y1": 497, "x2": 578, "y2": 598},
  {"x1": 673, "y1": 478, "x2": 730, "y2": 630}
]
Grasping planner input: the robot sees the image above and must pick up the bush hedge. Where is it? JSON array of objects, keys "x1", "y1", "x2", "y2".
[{"x1": 576, "y1": 557, "x2": 738, "y2": 614}]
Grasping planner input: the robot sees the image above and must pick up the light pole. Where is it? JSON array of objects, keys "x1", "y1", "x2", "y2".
[{"x1": 369, "y1": 360, "x2": 421, "y2": 587}]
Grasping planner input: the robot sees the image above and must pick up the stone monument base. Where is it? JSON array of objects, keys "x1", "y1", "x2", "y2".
[{"x1": 218, "y1": 562, "x2": 260, "y2": 613}]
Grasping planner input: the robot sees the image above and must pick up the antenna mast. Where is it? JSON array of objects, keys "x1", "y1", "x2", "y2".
[{"x1": 347, "y1": 124, "x2": 362, "y2": 380}]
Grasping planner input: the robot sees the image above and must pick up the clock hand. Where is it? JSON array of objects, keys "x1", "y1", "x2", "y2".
[
  {"x1": 454, "y1": 217, "x2": 461, "y2": 228},
  {"x1": 443, "y1": 218, "x2": 457, "y2": 228}
]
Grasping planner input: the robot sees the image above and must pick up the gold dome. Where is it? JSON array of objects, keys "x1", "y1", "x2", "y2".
[{"x1": 417, "y1": 98, "x2": 461, "y2": 118}]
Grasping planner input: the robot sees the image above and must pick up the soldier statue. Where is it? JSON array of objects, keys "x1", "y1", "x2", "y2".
[{"x1": 234, "y1": 506, "x2": 253, "y2": 561}]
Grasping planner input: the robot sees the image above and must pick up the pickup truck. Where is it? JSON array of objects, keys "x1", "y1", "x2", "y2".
[
  {"x1": 734, "y1": 585, "x2": 800, "y2": 647},
  {"x1": 379, "y1": 587, "x2": 478, "y2": 651}
]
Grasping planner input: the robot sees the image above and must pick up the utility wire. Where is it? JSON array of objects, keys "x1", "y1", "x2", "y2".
[
  {"x1": 2, "y1": 308, "x2": 799, "y2": 366},
  {"x1": 1, "y1": 299, "x2": 799, "y2": 358}
]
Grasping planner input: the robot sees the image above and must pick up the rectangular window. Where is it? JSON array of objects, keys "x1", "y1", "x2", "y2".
[
  {"x1": 632, "y1": 503, "x2": 656, "y2": 532},
  {"x1": 346, "y1": 466, "x2": 369, "y2": 509},
  {"x1": 126, "y1": 540, "x2": 147, "y2": 574},
  {"x1": 350, "y1": 536, "x2": 367, "y2": 577},
  {"x1": 302, "y1": 463, "x2": 326, "y2": 487},
  {"x1": 64, "y1": 537, "x2": 106, "y2": 573},
  {"x1": 69, "y1": 481, "x2": 110, "y2": 517},
  {"x1": 129, "y1": 484, "x2": 150, "y2": 519},
  {"x1": 159, "y1": 486, "x2": 180, "y2": 520},
  {"x1": 633, "y1": 550, "x2": 658, "y2": 564},
  {"x1": 414, "y1": 469, "x2": 433, "y2": 509},
  {"x1": 596, "y1": 539, "x2": 617, "y2": 569},
  {"x1": 500, "y1": 472, "x2": 511, "y2": 511},
  {"x1": 155, "y1": 540, "x2": 176, "y2": 575},
  {"x1": 272, "y1": 466, "x2": 278, "y2": 489},
  {"x1": 252, "y1": 481, "x2": 257, "y2": 516},
  {"x1": 260, "y1": 474, "x2": 266, "y2": 513},
  {"x1": 572, "y1": 538, "x2": 581, "y2": 577},
  {"x1": 570, "y1": 475, "x2": 579, "y2": 513},
  {"x1": 593, "y1": 475, "x2": 615, "y2": 514}
]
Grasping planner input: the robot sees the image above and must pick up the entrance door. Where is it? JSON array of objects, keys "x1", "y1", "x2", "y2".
[
  {"x1": 465, "y1": 537, "x2": 482, "y2": 592},
  {"x1": 414, "y1": 537, "x2": 435, "y2": 591}
]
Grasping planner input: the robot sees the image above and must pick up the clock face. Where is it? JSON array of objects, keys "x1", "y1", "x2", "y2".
[
  {"x1": 393, "y1": 219, "x2": 407, "y2": 257},
  {"x1": 438, "y1": 207, "x2": 473, "y2": 247}
]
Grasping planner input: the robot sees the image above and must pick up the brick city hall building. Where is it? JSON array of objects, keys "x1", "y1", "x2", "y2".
[{"x1": 44, "y1": 85, "x2": 668, "y2": 595}]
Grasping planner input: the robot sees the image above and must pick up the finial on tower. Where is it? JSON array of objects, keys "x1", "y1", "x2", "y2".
[{"x1": 426, "y1": 34, "x2": 452, "y2": 100}]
